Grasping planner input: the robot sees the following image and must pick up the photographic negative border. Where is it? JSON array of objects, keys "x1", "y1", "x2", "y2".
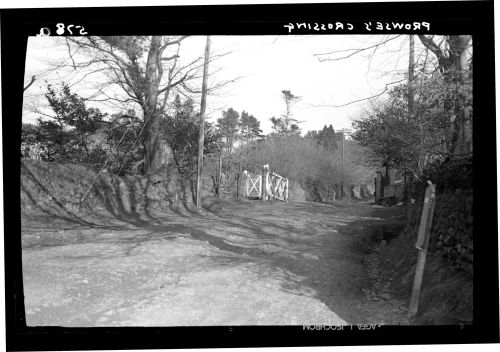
[{"x1": 2, "y1": 1, "x2": 498, "y2": 349}]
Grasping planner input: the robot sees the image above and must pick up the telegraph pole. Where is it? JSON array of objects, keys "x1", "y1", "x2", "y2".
[
  {"x1": 338, "y1": 128, "x2": 352, "y2": 200},
  {"x1": 196, "y1": 36, "x2": 211, "y2": 208},
  {"x1": 407, "y1": 35, "x2": 416, "y2": 212},
  {"x1": 408, "y1": 35, "x2": 415, "y2": 112}
]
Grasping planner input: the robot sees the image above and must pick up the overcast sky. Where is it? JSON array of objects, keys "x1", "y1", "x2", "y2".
[{"x1": 23, "y1": 34, "x2": 424, "y2": 135}]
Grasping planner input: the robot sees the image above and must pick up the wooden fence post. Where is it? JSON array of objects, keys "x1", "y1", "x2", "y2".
[
  {"x1": 408, "y1": 181, "x2": 436, "y2": 318},
  {"x1": 375, "y1": 172, "x2": 383, "y2": 204},
  {"x1": 236, "y1": 172, "x2": 240, "y2": 200},
  {"x1": 217, "y1": 154, "x2": 222, "y2": 199},
  {"x1": 244, "y1": 171, "x2": 249, "y2": 199},
  {"x1": 242, "y1": 170, "x2": 247, "y2": 199},
  {"x1": 261, "y1": 164, "x2": 269, "y2": 201}
]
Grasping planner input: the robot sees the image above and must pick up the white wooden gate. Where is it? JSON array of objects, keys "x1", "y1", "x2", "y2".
[
  {"x1": 265, "y1": 171, "x2": 289, "y2": 202},
  {"x1": 244, "y1": 171, "x2": 262, "y2": 198},
  {"x1": 243, "y1": 166, "x2": 289, "y2": 202}
]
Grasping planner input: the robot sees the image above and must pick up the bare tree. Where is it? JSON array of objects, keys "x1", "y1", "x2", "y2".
[
  {"x1": 60, "y1": 36, "x2": 193, "y2": 174},
  {"x1": 314, "y1": 35, "x2": 472, "y2": 156},
  {"x1": 51, "y1": 36, "x2": 237, "y2": 175}
]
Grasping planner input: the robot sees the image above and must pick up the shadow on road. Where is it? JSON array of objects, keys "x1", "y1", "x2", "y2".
[{"x1": 23, "y1": 191, "x2": 408, "y2": 324}]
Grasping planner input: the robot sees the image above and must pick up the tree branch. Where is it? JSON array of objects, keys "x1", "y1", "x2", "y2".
[
  {"x1": 417, "y1": 35, "x2": 444, "y2": 59},
  {"x1": 65, "y1": 38, "x2": 77, "y2": 70},
  {"x1": 164, "y1": 35, "x2": 188, "y2": 47},
  {"x1": 161, "y1": 55, "x2": 180, "y2": 61},
  {"x1": 315, "y1": 35, "x2": 403, "y2": 61},
  {"x1": 310, "y1": 78, "x2": 406, "y2": 108},
  {"x1": 23, "y1": 75, "x2": 36, "y2": 92}
]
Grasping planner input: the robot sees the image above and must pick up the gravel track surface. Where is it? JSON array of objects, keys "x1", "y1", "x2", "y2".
[{"x1": 22, "y1": 200, "x2": 408, "y2": 326}]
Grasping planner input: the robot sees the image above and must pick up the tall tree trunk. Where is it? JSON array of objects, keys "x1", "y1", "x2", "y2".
[
  {"x1": 448, "y1": 36, "x2": 472, "y2": 156},
  {"x1": 142, "y1": 36, "x2": 170, "y2": 175},
  {"x1": 418, "y1": 35, "x2": 472, "y2": 157},
  {"x1": 143, "y1": 105, "x2": 162, "y2": 174}
]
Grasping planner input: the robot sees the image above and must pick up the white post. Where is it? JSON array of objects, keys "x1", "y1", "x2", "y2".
[
  {"x1": 243, "y1": 170, "x2": 249, "y2": 198},
  {"x1": 285, "y1": 179, "x2": 289, "y2": 201}
]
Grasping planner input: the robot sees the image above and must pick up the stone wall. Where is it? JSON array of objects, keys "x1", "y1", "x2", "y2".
[
  {"x1": 21, "y1": 159, "x2": 190, "y2": 221},
  {"x1": 382, "y1": 182, "x2": 406, "y2": 203}
]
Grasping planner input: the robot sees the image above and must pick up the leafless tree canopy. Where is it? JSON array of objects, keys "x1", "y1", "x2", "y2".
[{"x1": 42, "y1": 36, "x2": 237, "y2": 174}]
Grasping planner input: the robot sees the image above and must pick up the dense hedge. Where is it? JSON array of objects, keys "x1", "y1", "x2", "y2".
[
  {"x1": 408, "y1": 157, "x2": 473, "y2": 275},
  {"x1": 302, "y1": 177, "x2": 374, "y2": 202}
]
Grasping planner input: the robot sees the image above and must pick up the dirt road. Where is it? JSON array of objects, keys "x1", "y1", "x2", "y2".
[{"x1": 22, "y1": 199, "x2": 408, "y2": 326}]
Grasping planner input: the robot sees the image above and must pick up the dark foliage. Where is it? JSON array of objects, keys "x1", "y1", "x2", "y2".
[
  {"x1": 160, "y1": 95, "x2": 222, "y2": 180},
  {"x1": 408, "y1": 156, "x2": 473, "y2": 275},
  {"x1": 352, "y1": 73, "x2": 472, "y2": 179},
  {"x1": 23, "y1": 83, "x2": 108, "y2": 165},
  {"x1": 217, "y1": 107, "x2": 240, "y2": 153}
]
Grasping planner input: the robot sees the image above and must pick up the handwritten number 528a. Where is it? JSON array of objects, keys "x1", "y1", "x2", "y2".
[{"x1": 56, "y1": 23, "x2": 88, "y2": 35}]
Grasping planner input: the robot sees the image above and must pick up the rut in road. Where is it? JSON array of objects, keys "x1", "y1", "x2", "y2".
[{"x1": 22, "y1": 200, "x2": 408, "y2": 326}]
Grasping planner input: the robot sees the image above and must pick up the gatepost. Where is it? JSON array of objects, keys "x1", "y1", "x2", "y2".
[
  {"x1": 261, "y1": 164, "x2": 269, "y2": 201},
  {"x1": 285, "y1": 178, "x2": 289, "y2": 201},
  {"x1": 375, "y1": 171, "x2": 383, "y2": 204},
  {"x1": 408, "y1": 181, "x2": 436, "y2": 318}
]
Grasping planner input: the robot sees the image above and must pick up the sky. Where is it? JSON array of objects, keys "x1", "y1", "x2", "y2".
[{"x1": 22, "y1": 34, "x2": 423, "y2": 135}]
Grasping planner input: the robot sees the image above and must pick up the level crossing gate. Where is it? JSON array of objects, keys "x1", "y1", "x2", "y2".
[
  {"x1": 243, "y1": 165, "x2": 289, "y2": 202},
  {"x1": 265, "y1": 171, "x2": 288, "y2": 201},
  {"x1": 244, "y1": 171, "x2": 262, "y2": 198}
]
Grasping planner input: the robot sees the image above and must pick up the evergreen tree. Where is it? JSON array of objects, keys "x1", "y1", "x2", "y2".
[
  {"x1": 269, "y1": 90, "x2": 302, "y2": 136},
  {"x1": 316, "y1": 124, "x2": 340, "y2": 151},
  {"x1": 160, "y1": 95, "x2": 222, "y2": 179},
  {"x1": 240, "y1": 111, "x2": 262, "y2": 142},
  {"x1": 217, "y1": 108, "x2": 240, "y2": 153},
  {"x1": 33, "y1": 83, "x2": 107, "y2": 163}
]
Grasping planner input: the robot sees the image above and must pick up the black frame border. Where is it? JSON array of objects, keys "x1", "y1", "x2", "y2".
[{"x1": 2, "y1": 1, "x2": 498, "y2": 350}]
